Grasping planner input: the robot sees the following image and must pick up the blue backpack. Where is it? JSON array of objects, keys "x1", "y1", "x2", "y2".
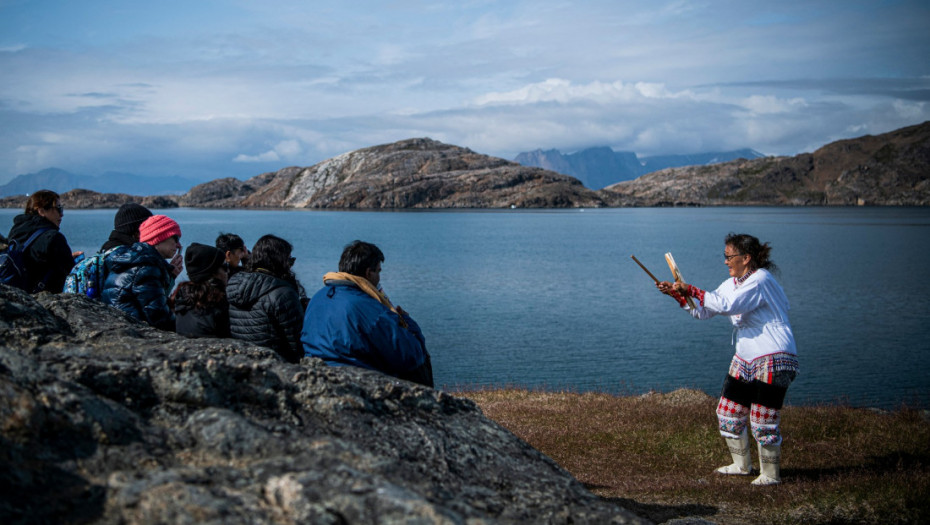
[
  {"x1": 0, "y1": 227, "x2": 52, "y2": 292},
  {"x1": 64, "y1": 247, "x2": 117, "y2": 299}
]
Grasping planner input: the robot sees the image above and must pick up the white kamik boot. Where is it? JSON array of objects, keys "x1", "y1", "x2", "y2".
[
  {"x1": 716, "y1": 429, "x2": 753, "y2": 475},
  {"x1": 751, "y1": 442, "x2": 781, "y2": 486}
]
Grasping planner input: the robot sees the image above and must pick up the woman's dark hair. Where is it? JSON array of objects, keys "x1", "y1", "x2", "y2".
[
  {"x1": 249, "y1": 234, "x2": 306, "y2": 299},
  {"x1": 25, "y1": 190, "x2": 60, "y2": 214},
  {"x1": 725, "y1": 233, "x2": 777, "y2": 273},
  {"x1": 170, "y1": 280, "x2": 227, "y2": 311},
  {"x1": 339, "y1": 240, "x2": 384, "y2": 276},
  {"x1": 248, "y1": 234, "x2": 293, "y2": 278},
  {"x1": 216, "y1": 232, "x2": 245, "y2": 253}
]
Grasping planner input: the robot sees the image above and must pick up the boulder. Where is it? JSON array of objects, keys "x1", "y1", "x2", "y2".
[{"x1": 0, "y1": 284, "x2": 648, "y2": 524}]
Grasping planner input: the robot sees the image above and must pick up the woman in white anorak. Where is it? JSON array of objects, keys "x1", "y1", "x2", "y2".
[{"x1": 657, "y1": 233, "x2": 799, "y2": 486}]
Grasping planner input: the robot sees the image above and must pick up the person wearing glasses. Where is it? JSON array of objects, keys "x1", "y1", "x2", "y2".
[
  {"x1": 657, "y1": 233, "x2": 798, "y2": 486},
  {"x1": 171, "y1": 243, "x2": 230, "y2": 338},
  {"x1": 101, "y1": 215, "x2": 183, "y2": 331},
  {"x1": 226, "y1": 234, "x2": 304, "y2": 363},
  {"x1": 5, "y1": 189, "x2": 81, "y2": 293}
]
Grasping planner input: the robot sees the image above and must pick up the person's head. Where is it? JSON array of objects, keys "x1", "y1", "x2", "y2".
[
  {"x1": 339, "y1": 240, "x2": 384, "y2": 288},
  {"x1": 248, "y1": 234, "x2": 294, "y2": 278},
  {"x1": 113, "y1": 203, "x2": 153, "y2": 240},
  {"x1": 139, "y1": 215, "x2": 182, "y2": 259},
  {"x1": 724, "y1": 233, "x2": 776, "y2": 278},
  {"x1": 25, "y1": 190, "x2": 63, "y2": 227},
  {"x1": 185, "y1": 243, "x2": 228, "y2": 285},
  {"x1": 216, "y1": 232, "x2": 249, "y2": 268}
]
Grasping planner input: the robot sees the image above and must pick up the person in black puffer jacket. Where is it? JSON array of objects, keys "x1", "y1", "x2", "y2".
[
  {"x1": 172, "y1": 243, "x2": 230, "y2": 339},
  {"x1": 101, "y1": 215, "x2": 183, "y2": 331},
  {"x1": 226, "y1": 234, "x2": 304, "y2": 363},
  {"x1": 6, "y1": 190, "x2": 80, "y2": 293}
]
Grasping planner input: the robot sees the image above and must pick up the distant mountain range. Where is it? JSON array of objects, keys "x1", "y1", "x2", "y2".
[
  {"x1": 0, "y1": 168, "x2": 201, "y2": 197},
  {"x1": 514, "y1": 147, "x2": 766, "y2": 189}
]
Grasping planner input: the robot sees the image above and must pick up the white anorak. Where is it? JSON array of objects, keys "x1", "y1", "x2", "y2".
[{"x1": 685, "y1": 269, "x2": 797, "y2": 362}]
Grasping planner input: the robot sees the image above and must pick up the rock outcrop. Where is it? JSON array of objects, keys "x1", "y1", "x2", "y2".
[
  {"x1": 0, "y1": 284, "x2": 648, "y2": 524},
  {"x1": 0, "y1": 189, "x2": 178, "y2": 210},
  {"x1": 179, "y1": 139, "x2": 605, "y2": 209},
  {"x1": 600, "y1": 121, "x2": 930, "y2": 206},
  {"x1": 5, "y1": 123, "x2": 927, "y2": 210}
]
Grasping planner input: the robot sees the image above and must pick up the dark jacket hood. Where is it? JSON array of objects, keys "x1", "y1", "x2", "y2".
[
  {"x1": 107, "y1": 242, "x2": 169, "y2": 274},
  {"x1": 226, "y1": 271, "x2": 293, "y2": 310},
  {"x1": 8, "y1": 213, "x2": 59, "y2": 242},
  {"x1": 100, "y1": 230, "x2": 138, "y2": 252}
]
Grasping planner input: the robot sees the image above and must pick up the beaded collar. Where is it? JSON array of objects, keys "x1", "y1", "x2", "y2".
[{"x1": 734, "y1": 268, "x2": 756, "y2": 286}]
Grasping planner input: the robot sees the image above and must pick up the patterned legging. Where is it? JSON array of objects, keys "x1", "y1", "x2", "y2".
[{"x1": 716, "y1": 371, "x2": 796, "y2": 446}]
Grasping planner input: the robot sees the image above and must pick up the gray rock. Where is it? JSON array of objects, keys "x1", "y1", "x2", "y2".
[
  {"x1": 0, "y1": 284, "x2": 649, "y2": 524},
  {"x1": 600, "y1": 121, "x2": 930, "y2": 206}
]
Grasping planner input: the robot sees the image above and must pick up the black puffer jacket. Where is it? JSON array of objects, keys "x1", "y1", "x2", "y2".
[
  {"x1": 7, "y1": 214, "x2": 75, "y2": 293},
  {"x1": 226, "y1": 270, "x2": 303, "y2": 363},
  {"x1": 101, "y1": 242, "x2": 175, "y2": 331}
]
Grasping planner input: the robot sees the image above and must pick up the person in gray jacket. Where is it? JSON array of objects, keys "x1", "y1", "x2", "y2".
[{"x1": 226, "y1": 234, "x2": 304, "y2": 363}]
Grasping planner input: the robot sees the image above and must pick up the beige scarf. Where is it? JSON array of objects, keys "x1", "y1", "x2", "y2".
[{"x1": 323, "y1": 272, "x2": 408, "y2": 328}]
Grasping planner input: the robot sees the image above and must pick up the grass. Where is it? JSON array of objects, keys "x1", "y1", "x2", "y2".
[{"x1": 456, "y1": 388, "x2": 930, "y2": 525}]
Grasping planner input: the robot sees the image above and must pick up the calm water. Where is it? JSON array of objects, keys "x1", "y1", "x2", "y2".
[{"x1": 4, "y1": 206, "x2": 930, "y2": 409}]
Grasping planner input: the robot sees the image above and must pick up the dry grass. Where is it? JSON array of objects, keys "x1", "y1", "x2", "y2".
[{"x1": 457, "y1": 388, "x2": 930, "y2": 525}]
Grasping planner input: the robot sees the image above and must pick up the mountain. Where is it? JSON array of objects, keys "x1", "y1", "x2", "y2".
[
  {"x1": 640, "y1": 149, "x2": 765, "y2": 172},
  {"x1": 599, "y1": 121, "x2": 930, "y2": 206},
  {"x1": 514, "y1": 147, "x2": 765, "y2": 189},
  {"x1": 2, "y1": 125, "x2": 928, "y2": 210},
  {"x1": 178, "y1": 138, "x2": 606, "y2": 209},
  {"x1": 0, "y1": 168, "x2": 202, "y2": 197}
]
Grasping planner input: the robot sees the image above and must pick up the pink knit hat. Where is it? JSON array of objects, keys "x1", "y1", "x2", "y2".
[{"x1": 139, "y1": 215, "x2": 181, "y2": 246}]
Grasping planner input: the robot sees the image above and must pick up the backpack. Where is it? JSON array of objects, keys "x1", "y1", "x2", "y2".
[
  {"x1": 64, "y1": 247, "x2": 117, "y2": 299},
  {"x1": 0, "y1": 227, "x2": 52, "y2": 292}
]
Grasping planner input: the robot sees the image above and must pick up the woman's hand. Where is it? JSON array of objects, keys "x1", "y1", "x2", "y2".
[
  {"x1": 657, "y1": 281, "x2": 686, "y2": 295},
  {"x1": 169, "y1": 252, "x2": 183, "y2": 277}
]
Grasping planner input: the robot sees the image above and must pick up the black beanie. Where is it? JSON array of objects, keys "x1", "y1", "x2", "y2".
[
  {"x1": 185, "y1": 243, "x2": 226, "y2": 283},
  {"x1": 114, "y1": 203, "x2": 153, "y2": 235}
]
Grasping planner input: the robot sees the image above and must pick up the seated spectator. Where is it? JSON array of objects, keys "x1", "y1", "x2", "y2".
[
  {"x1": 172, "y1": 243, "x2": 230, "y2": 338},
  {"x1": 216, "y1": 232, "x2": 250, "y2": 276},
  {"x1": 100, "y1": 203, "x2": 153, "y2": 251},
  {"x1": 301, "y1": 240, "x2": 433, "y2": 387},
  {"x1": 101, "y1": 215, "x2": 183, "y2": 331},
  {"x1": 226, "y1": 234, "x2": 304, "y2": 363},
  {"x1": 5, "y1": 189, "x2": 80, "y2": 293}
]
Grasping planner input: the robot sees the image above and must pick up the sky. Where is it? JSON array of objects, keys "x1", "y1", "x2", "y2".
[{"x1": 1, "y1": 0, "x2": 929, "y2": 184}]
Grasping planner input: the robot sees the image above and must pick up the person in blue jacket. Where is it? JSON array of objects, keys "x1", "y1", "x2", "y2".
[{"x1": 301, "y1": 240, "x2": 433, "y2": 387}]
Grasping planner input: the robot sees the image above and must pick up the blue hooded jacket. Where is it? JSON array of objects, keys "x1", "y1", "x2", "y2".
[{"x1": 301, "y1": 281, "x2": 428, "y2": 382}]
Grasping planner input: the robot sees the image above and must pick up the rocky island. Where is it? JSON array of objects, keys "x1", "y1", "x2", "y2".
[
  {"x1": 0, "y1": 284, "x2": 648, "y2": 524},
  {"x1": 600, "y1": 120, "x2": 930, "y2": 206},
  {"x1": 1, "y1": 122, "x2": 928, "y2": 209}
]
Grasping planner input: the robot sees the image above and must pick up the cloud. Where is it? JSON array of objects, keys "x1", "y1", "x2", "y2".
[
  {"x1": 233, "y1": 140, "x2": 302, "y2": 163},
  {"x1": 2, "y1": 1, "x2": 929, "y2": 184}
]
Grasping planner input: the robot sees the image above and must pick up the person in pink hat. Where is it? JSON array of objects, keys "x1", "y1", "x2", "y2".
[{"x1": 100, "y1": 215, "x2": 184, "y2": 330}]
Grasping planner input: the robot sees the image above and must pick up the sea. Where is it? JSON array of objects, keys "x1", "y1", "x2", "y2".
[{"x1": 4, "y1": 206, "x2": 929, "y2": 409}]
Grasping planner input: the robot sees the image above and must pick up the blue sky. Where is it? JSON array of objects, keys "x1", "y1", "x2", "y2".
[{"x1": 1, "y1": 0, "x2": 928, "y2": 184}]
